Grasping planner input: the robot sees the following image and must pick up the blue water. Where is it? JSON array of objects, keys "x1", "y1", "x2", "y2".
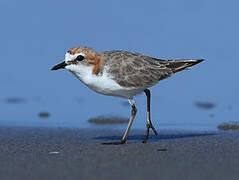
[{"x1": 0, "y1": 0, "x2": 238, "y2": 131}]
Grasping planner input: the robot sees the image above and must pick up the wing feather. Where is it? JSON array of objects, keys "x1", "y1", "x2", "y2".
[{"x1": 101, "y1": 51, "x2": 203, "y2": 88}]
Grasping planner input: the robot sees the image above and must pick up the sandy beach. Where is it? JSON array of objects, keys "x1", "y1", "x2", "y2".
[{"x1": 0, "y1": 127, "x2": 238, "y2": 180}]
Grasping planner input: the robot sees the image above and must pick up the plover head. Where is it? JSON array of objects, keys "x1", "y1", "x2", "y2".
[{"x1": 51, "y1": 46, "x2": 102, "y2": 75}]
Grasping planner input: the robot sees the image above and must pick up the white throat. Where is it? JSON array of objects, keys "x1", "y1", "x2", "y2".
[{"x1": 67, "y1": 65, "x2": 118, "y2": 92}]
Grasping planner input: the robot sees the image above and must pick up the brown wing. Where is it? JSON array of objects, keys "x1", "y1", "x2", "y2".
[{"x1": 102, "y1": 51, "x2": 203, "y2": 88}]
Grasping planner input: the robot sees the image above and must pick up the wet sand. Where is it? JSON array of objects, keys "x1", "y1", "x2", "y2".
[{"x1": 0, "y1": 127, "x2": 238, "y2": 180}]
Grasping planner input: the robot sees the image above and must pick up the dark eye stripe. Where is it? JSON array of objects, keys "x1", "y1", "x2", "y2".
[{"x1": 75, "y1": 55, "x2": 84, "y2": 61}]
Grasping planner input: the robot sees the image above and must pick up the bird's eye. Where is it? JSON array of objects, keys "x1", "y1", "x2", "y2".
[{"x1": 75, "y1": 55, "x2": 84, "y2": 61}]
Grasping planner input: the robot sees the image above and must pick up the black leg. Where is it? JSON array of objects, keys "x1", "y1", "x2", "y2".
[{"x1": 142, "y1": 89, "x2": 158, "y2": 143}]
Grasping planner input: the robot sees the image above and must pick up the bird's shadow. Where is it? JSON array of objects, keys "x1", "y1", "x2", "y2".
[{"x1": 93, "y1": 132, "x2": 216, "y2": 142}]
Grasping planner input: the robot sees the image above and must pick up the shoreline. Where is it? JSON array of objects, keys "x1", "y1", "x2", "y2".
[{"x1": 0, "y1": 126, "x2": 238, "y2": 180}]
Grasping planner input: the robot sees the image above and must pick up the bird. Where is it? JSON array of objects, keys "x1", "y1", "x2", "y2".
[{"x1": 51, "y1": 46, "x2": 204, "y2": 145}]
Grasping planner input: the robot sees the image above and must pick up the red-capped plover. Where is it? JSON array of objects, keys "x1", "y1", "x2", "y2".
[{"x1": 51, "y1": 46, "x2": 204, "y2": 145}]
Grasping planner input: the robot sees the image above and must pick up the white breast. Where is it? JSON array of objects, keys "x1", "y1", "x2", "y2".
[{"x1": 65, "y1": 64, "x2": 145, "y2": 99}]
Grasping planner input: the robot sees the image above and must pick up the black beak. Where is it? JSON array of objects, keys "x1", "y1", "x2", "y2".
[{"x1": 51, "y1": 61, "x2": 67, "y2": 71}]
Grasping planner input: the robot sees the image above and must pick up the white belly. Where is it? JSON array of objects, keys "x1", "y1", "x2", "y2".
[{"x1": 66, "y1": 64, "x2": 145, "y2": 99}]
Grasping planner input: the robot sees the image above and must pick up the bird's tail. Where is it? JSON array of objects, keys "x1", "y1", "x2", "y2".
[{"x1": 162, "y1": 59, "x2": 204, "y2": 73}]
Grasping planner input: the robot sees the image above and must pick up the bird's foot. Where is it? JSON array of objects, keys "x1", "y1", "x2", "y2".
[
  {"x1": 102, "y1": 140, "x2": 126, "y2": 145},
  {"x1": 142, "y1": 123, "x2": 158, "y2": 144}
]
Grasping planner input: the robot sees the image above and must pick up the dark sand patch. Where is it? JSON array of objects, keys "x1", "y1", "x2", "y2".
[
  {"x1": 218, "y1": 121, "x2": 239, "y2": 130},
  {"x1": 3, "y1": 97, "x2": 27, "y2": 104},
  {"x1": 88, "y1": 116, "x2": 128, "y2": 124},
  {"x1": 38, "y1": 112, "x2": 50, "y2": 118},
  {"x1": 195, "y1": 101, "x2": 216, "y2": 109}
]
